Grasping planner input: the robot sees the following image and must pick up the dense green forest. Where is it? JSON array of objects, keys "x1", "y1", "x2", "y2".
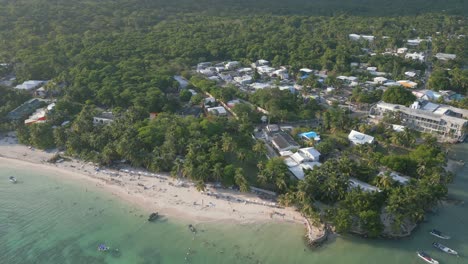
[{"x1": 0, "y1": 0, "x2": 465, "y2": 237}]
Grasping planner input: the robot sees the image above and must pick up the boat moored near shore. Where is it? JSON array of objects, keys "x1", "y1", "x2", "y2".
[
  {"x1": 430, "y1": 229, "x2": 450, "y2": 239},
  {"x1": 417, "y1": 251, "x2": 439, "y2": 264},
  {"x1": 432, "y1": 242, "x2": 458, "y2": 255}
]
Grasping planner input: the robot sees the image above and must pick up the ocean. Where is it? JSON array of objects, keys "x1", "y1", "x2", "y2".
[{"x1": 1, "y1": 143, "x2": 467, "y2": 264}]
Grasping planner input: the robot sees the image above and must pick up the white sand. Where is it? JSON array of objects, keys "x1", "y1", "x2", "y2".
[{"x1": 0, "y1": 132, "x2": 308, "y2": 227}]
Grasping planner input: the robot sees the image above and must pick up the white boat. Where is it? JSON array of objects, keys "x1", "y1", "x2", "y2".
[
  {"x1": 9, "y1": 176, "x2": 17, "y2": 183},
  {"x1": 417, "y1": 251, "x2": 439, "y2": 264},
  {"x1": 430, "y1": 229, "x2": 450, "y2": 239},
  {"x1": 433, "y1": 242, "x2": 458, "y2": 255}
]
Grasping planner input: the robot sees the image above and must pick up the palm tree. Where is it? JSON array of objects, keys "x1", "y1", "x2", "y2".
[
  {"x1": 234, "y1": 168, "x2": 250, "y2": 192},
  {"x1": 211, "y1": 163, "x2": 224, "y2": 183},
  {"x1": 375, "y1": 173, "x2": 394, "y2": 190},
  {"x1": 252, "y1": 140, "x2": 267, "y2": 157},
  {"x1": 196, "y1": 180, "x2": 206, "y2": 192},
  {"x1": 170, "y1": 158, "x2": 184, "y2": 178},
  {"x1": 221, "y1": 133, "x2": 235, "y2": 153}
]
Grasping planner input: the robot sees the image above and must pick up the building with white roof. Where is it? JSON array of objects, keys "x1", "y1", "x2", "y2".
[
  {"x1": 435, "y1": 53, "x2": 457, "y2": 61},
  {"x1": 349, "y1": 178, "x2": 381, "y2": 192},
  {"x1": 348, "y1": 130, "x2": 375, "y2": 145},
  {"x1": 397, "y1": 47, "x2": 408, "y2": 54},
  {"x1": 207, "y1": 106, "x2": 227, "y2": 116},
  {"x1": 14, "y1": 80, "x2": 45, "y2": 91},
  {"x1": 405, "y1": 52, "x2": 425, "y2": 62},
  {"x1": 370, "y1": 101, "x2": 468, "y2": 142},
  {"x1": 234, "y1": 75, "x2": 253, "y2": 85}
]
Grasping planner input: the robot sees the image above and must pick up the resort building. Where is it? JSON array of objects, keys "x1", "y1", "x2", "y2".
[{"x1": 370, "y1": 101, "x2": 468, "y2": 142}]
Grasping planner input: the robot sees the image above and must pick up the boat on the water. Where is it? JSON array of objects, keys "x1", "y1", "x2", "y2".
[
  {"x1": 148, "y1": 212, "x2": 160, "y2": 222},
  {"x1": 430, "y1": 229, "x2": 450, "y2": 239},
  {"x1": 98, "y1": 244, "x2": 109, "y2": 252},
  {"x1": 417, "y1": 251, "x2": 439, "y2": 264},
  {"x1": 9, "y1": 176, "x2": 17, "y2": 183},
  {"x1": 432, "y1": 242, "x2": 458, "y2": 255}
]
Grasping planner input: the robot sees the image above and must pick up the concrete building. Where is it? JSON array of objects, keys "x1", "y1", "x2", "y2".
[{"x1": 370, "y1": 101, "x2": 468, "y2": 142}]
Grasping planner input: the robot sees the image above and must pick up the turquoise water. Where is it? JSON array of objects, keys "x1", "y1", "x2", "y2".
[{"x1": 1, "y1": 144, "x2": 467, "y2": 263}]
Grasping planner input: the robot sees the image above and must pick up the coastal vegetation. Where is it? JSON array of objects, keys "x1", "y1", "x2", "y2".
[{"x1": 0, "y1": 0, "x2": 466, "y2": 240}]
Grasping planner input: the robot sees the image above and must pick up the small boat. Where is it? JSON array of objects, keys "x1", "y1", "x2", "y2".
[
  {"x1": 98, "y1": 244, "x2": 109, "y2": 252},
  {"x1": 430, "y1": 229, "x2": 450, "y2": 239},
  {"x1": 148, "y1": 212, "x2": 160, "y2": 222},
  {"x1": 433, "y1": 242, "x2": 458, "y2": 255},
  {"x1": 9, "y1": 176, "x2": 17, "y2": 183},
  {"x1": 417, "y1": 251, "x2": 439, "y2": 264},
  {"x1": 188, "y1": 224, "x2": 197, "y2": 233}
]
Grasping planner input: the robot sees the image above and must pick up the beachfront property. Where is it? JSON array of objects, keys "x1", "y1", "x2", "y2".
[
  {"x1": 370, "y1": 101, "x2": 468, "y2": 142},
  {"x1": 283, "y1": 147, "x2": 322, "y2": 180},
  {"x1": 348, "y1": 130, "x2": 375, "y2": 145},
  {"x1": 349, "y1": 34, "x2": 375, "y2": 42},
  {"x1": 6, "y1": 98, "x2": 45, "y2": 120},
  {"x1": 93, "y1": 112, "x2": 115, "y2": 125},
  {"x1": 24, "y1": 103, "x2": 55, "y2": 125},
  {"x1": 271, "y1": 131, "x2": 300, "y2": 154}
]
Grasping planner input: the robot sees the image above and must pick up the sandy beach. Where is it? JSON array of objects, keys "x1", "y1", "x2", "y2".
[{"x1": 0, "y1": 132, "x2": 309, "y2": 227}]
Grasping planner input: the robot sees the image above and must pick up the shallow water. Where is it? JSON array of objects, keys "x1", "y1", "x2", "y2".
[{"x1": 1, "y1": 143, "x2": 467, "y2": 264}]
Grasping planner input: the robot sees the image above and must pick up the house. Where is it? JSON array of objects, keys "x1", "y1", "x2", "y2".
[
  {"x1": 374, "y1": 77, "x2": 388, "y2": 84},
  {"x1": 207, "y1": 106, "x2": 227, "y2": 116},
  {"x1": 404, "y1": 71, "x2": 417, "y2": 78},
  {"x1": 397, "y1": 47, "x2": 408, "y2": 54},
  {"x1": 392, "y1": 124, "x2": 406, "y2": 132},
  {"x1": 266, "y1": 124, "x2": 280, "y2": 133},
  {"x1": 405, "y1": 52, "x2": 425, "y2": 62},
  {"x1": 407, "y1": 38, "x2": 424, "y2": 46},
  {"x1": 337, "y1": 76, "x2": 358, "y2": 82},
  {"x1": 287, "y1": 162, "x2": 322, "y2": 180},
  {"x1": 226, "y1": 99, "x2": 241, "y2": 108},
  {"x1": 300, "y1": 68, "x2": 314, "y2": 75},
  {"x1": 348, "y1": 130, "x2": 375, "y2": 145},
  {"x1": 297, "y1": 147, "x2": 321, "y2": 161},
  {"x1": 6, "y1": 98, "x2": 44, "y2": 120},
  {"x1": 197, "y1": 62, "x2": 211, "y2": 71},
  {"x1": 93, "y1": 112, "x2": 115, "y2": 125},
  {"x1": 225, "y1": 61, "x2": 240, "y2": 70},
  {"x1": 250, "y1": 82, "x2": 271, "y2": 90},
  {"x1": 397, "y1": 80, "x2": 418, "y2": 89},
  {"x1": 251, "y1": 59, "x2": 270, "y2": 68},
  {"x1": 367, "y1": 66, "x2": 377, "y2": 72},
  {"x1": 14, "y1": 80, "x2": 45, "y2": 91},
  {"x1": 256, "y1": 65, "x2": 275, "y2": 75},
  {"x1": 435, "y1": 53, "x2": 457, "y2": 61},
  {"x1": 219, "y1": 73, "x2": 234, "y2": 82},
  {"x1": 204, "y1": 97, "x2": 216, "y2": 107},
  {"x1": 188, "y1": 89, "x2": 198, "y2": 96},
  {"x1": 349, "y1": 178, "x2": 381, "y2": 192},
  {"x1": 234, "y1": 75, "x2": 252, "y2": 85},
  {"x1": 271, "y1": 132, "x2": 300, "y2": 153},
  {"x1": 271, "y1": 68, "x2": 289, "y2": 80}
]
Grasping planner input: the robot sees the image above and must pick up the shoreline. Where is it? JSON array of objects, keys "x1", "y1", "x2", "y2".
[{"x1": 0, "y1": 132, "x2": 327, "y2": 241}]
